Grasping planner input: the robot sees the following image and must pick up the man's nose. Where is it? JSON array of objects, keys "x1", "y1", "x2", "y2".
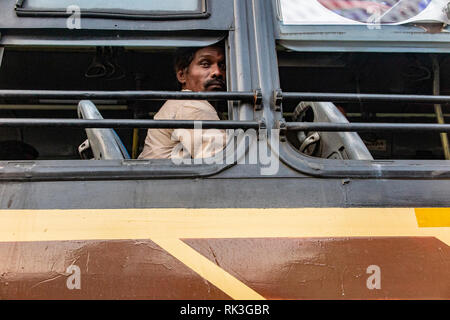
[{"x1": 211, "y1": 63, "x2": 225, "y2": 79}]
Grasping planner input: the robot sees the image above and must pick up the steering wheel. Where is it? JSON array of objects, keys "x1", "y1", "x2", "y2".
[{"x1": 292, "y1": 102, "x2": 321, "y2": 157}]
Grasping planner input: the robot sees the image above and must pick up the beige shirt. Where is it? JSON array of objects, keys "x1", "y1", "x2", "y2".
[{"x1": 138, "y1": 98, "x2": 226, "y2": 160}]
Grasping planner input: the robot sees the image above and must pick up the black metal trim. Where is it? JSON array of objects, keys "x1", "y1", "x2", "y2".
[
  {"x1": 15, "y1": 0, "x2": 210, "y2": 21},
  {"x1": 3, "y1": 119, "x2": 450, "y2": 132},
  {"x1": 286, "y1": 122, "x2": 450, "y2": 133},
  {"x1": 0, "y1": 90, "x2": 254, "y2": 101},
  {"x1": 0, "y1": 119, "x2": 260, "y2": 129},
  {"x1": 253, "y1": 89, "x2": 262, "y2": 111},
  {"x1": 283, "y1": 92, "x2": 450, "y2": 104},
  {"x1": 272, "y1": 89, "x2": 282, "y2": 111},
  {"x1": 0, "y1": 160, "x2": 234, "y2": 182},
  {"x1": 277, "y1": 140, "x2": 450, "y2": 179}
]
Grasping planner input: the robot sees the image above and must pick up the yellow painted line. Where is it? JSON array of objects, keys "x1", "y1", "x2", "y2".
[
  {"x1": 415, "y1": 208, "x2": 450, "y2": 227},
  {"x1": 152, "y1": 237, "x2": 265, "y2": 300},
  {"x1": 0, "y1": 208, "x2": 448, "y2": 245}
]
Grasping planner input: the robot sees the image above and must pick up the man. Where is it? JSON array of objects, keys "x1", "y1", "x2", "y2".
[{"x1": 138, "y1": 44, "x2": 227, "y2": 160}]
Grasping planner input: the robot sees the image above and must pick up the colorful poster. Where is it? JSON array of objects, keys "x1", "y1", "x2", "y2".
[{"x1": 278, "y1": 0, "x2": 449, "y2": 25}]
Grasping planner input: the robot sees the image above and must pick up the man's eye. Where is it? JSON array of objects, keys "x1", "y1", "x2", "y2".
[{"x1": 200, "y1": 61, "x2": 210, "y2": 67}]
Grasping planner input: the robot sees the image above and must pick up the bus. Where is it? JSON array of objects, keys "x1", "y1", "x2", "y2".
[{"x1": 0, "y1": 0, "x2": 449, "y2": 299}]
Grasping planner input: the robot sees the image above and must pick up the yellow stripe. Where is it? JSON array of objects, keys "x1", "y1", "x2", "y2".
[
  {"x1": 0, "y1": 208, "x2": 448, "y2": 244},
  {"x1": 415, "y1": 208, "x2": 450, "y2": 227},
  {"x1": 152, "y1": 238, "x2": 265, "y2": 300}
]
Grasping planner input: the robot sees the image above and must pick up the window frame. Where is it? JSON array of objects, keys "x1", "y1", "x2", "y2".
[
  {"x1": 0, "y1": 0, "x2": 264, "y2": 181},
  {"x1": 274, "y1": 50, "x2": 450, "y2": 178},
  {"x1": 273, "y1": 0, "x2": 450, "y2": 54},
  {"x1": 15, "y1": 0, "x2": 210, "y2": 20},
  {"x1": 276, "y1": 0, "x2": 447, "y2": 27},
  {"x1": 266, "y1": 0, "x2": 450, "y2": 178},
  {"x1": 0, "y1": 32, "x2": 264, "y2": 181}
]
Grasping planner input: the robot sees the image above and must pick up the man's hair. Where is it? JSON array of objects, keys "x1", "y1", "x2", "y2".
[
  {"x1": 173, "y1": 47, "x2": 198, "y2": 74},
  {"x1": 173, "y1": 41, "x2": 225, "y2": 74}
]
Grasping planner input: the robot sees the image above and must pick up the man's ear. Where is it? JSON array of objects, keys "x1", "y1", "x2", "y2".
[{"x1": 176, "y1": 68, "x2": 187, "y2": 87}]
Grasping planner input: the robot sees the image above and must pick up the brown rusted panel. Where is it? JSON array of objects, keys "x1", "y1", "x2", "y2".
[
  {"x1": 0, "y1": 240, "x2": 230, "y2": 300},
  {"x1": 183, "y1": 237, "x2": 450, "y2": 299}
]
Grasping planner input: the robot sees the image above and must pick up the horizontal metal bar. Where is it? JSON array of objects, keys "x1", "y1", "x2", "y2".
[
  {"x1": 5, "y1": 119, "x2": 449, "y2": 132},
  {"x1": 0, "y1": 104, "x2": 128, "y2": 111},
  {"x1": 0, "y1": 118, "x2": 260, "y2": 129},
  {"x1": 286, "y1": 122, "x2": 450, "y2": 133},
  {"x1": 345, "y1": 113, "x2": 450, "y2": 118},
  {"x1": 15, "y1": 9, "x2": 211, "y2": 21},
  {"x1": 283, "y1": 92, "x2": 450, "y2": 104},
  {"x1": 0, "y1": 90, "x2": 255, "y2": 101}
]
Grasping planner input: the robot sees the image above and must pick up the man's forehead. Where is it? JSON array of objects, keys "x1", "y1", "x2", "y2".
[{"x1": 194, "y1": 46, "x2": 224, "y2": 59}]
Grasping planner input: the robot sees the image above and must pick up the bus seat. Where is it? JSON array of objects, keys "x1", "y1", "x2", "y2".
[
  {"x1": 294, "y1": 101, "x2": 373, "y2": 160},
  {"x1": 77, "y1": 100, "x2": 130, "y2": 160}
]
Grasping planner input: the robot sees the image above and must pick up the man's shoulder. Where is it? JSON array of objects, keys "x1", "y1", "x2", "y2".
[
  {"x1": 156, "y1": 99, "x2": 217, "y2": 120},
  {"x1": 153, "y1": 100, "x2": 183, "y2": 120},
  {"x1": 168, "y1": 99, "x2": 213, "y2": 109}
]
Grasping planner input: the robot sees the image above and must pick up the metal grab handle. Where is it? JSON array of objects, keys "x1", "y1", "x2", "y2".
[{"x1": 85, "y1": 47, "x2": 108, "y2": 78}]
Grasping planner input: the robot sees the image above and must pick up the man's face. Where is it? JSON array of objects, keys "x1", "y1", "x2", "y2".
[{"x1": 177, "y1": 46, "x2": 226, "y2": 92}]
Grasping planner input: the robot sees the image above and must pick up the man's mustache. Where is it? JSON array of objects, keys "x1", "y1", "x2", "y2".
[{"x1": 205, "y1": 79, "x2": 226, "y2": 88}]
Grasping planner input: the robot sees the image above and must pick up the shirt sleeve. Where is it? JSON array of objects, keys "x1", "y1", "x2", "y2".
[{"x1": 172, "y1": 102, "x2": 226, "y2": 159}]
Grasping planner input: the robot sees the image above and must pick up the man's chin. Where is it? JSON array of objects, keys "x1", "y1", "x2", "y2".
[{"x1": 206, "y1": 85, "x2": 226, "y2": 92}]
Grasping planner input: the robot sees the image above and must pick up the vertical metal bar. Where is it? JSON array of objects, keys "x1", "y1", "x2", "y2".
[
  {"x1": 131, "y1": 74, "x2": 144, "y2": 159},
  {"x1": 432, "y1": 55, "x2": 450, "y2": 160},
  {"x1": 249, "y1": 0, "x2": 282, "y2": 128},
  {"x1": 229, "y1": 0, "x2": 255, "y2": 121},
  {"x1": 0, "y1": 47, "x2": 4, "y2": 69},
  {"x1": 132, "y1": 128, "x2": 139, "y2": 159},
  {"x1": 225, "y1": 36, "x2": 236, "y2": 120}
]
